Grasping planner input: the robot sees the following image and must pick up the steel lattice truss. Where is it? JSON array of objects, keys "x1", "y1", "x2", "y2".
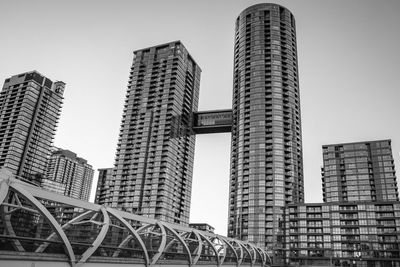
[{"x1": 0, "y1": 169, "x2": 271, "y2": 267}]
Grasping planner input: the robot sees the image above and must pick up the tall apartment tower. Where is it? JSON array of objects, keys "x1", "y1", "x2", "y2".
[
  {"x1": 321, "y1": 139, "x2": 398, "y2": 202},
  {"x1": 228, "y1": 4, "x2": 304, "y2": 250},
  {"x1": 0, "y1": 71, "x2": 65, "y2": 184},
  {"x1": 42, "y1": 148, "x2": 94, "y2": 201},
  {"x1": 101, "y1": 41, "x2": 201, "y2": 225}
]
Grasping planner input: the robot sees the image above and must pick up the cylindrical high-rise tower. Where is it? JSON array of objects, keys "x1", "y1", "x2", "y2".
[{"x1": 228, "y1": 3, "x2": 304, "y2": 254}]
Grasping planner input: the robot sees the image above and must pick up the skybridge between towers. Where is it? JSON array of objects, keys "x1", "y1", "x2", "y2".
[
  {"x1": 193, "y1": 109, "x2": 233, "y2": 134},
  {"x1": 0, "y1": 168, "x2": 271, "y2": 267}
]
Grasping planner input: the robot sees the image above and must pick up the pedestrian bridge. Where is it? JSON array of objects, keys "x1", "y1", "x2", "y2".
[{"x1": 0, "y1": 169, "x2": 271, "y2": 267}]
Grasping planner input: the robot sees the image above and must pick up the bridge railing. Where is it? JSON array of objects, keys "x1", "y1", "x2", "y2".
[{"x1": 0, "y1": 168, "x2": 271, "y2": 267}]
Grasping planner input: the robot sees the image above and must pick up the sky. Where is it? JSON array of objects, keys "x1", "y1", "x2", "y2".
[{"x1": 0, "y1": 0, "x2": 399, "y2": 235}]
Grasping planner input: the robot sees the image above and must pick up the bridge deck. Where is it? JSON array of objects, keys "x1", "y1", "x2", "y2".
[{"x1": 0, "y1": 168, "x2": 271, "y2": 267}]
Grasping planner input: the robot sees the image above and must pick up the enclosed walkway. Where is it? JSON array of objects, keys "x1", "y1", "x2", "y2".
[{"x1": 0, "y1": 168, "x2": 271, "y2": 267}]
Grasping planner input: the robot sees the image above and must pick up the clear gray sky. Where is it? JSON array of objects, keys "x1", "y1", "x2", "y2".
[{"x1": 1, "y1": 0, "x2": 399, "y2": 235}]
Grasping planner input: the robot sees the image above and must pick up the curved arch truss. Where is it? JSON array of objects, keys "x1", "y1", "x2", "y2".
[{"x1": 0, "y1": 168, "x2": 271, "y2": 267}]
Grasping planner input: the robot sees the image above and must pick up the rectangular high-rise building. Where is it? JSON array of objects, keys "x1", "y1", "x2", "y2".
[
  {"x1": 0, "y1": 71, "x2": 65, "y2": 184},
  {"x1": 94, "y1": 167, "x2": 113, "y2": 204},
  {"x1": 321, "y1": 139, "x2": 398, "y2": 202},
  {"x1": 284, "y1": 201, "x2": 400, "y2": 266},
  {"x1": 99, "y1": 41, "x2": 201, "y2": 225},
  {"x1": 42, "y1": 148, "x2": 94, "y2": 201}
]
